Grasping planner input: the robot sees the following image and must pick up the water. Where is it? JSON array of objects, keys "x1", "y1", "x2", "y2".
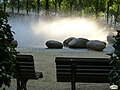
[{"x1": 8, "y1": 14, "x2": 110, "y2": 48}]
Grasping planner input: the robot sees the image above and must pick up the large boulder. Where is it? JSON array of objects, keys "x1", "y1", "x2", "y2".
[
  {"x1": 86, "y1": 40, "x2": 106, "y2": 51},
  {"x1": 68, "y1": 38, "x2": 89, "y2": 48},
  {"x1": 11, "y1": 40, "x2": 18, "y2": 48},
  {"x1": 107, "y1": 32, "x2": 116, "y2": 44},
  {"x1": 103, "y1": 44, "x2": 115, "y2": 52},
  {"x1": 46, "y1": 40, "x2": 63, "y2": 49},
  {"x1": 63, "y1": 37, "x2": 76, "y2": 47}
]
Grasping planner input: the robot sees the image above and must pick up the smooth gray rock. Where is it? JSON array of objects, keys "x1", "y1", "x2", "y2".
[
  {"x1": 11, "y1": 40, "x2": 18, "y2": 48},
  {"x1": 46, "y1": 40, "x2": 63, "y2": 49},
  {"x1": 103, "y1": 44, "x2": 115, "y2": 52},
  {"x1": 68, "y1": 38, "x2": 89, "y2": 48},
  {"x1": 107, "y1": 33, "x2": 116, "y2": 44},
  {"x1": 86, "y1": 40, "x2": 106, "y2": 51},
  {"x1": 63, "y1": 37, "x2": 76, "y2": 47}
]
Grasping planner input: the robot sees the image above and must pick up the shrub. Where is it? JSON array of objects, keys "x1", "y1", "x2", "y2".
[
  {"x1": 109, "y1": 30, "x2": 120, "y2": 88},
  {"x1": 0, "y1": 7, "x2": 16, "y2": 89}
]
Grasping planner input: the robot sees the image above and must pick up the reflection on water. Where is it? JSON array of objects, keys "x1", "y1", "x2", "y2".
[{"x1": 8, "y1": 14, "x2": 109, "y2": 48}]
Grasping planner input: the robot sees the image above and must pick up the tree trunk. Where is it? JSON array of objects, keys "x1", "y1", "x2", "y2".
[
  {"x1": 45, "y1": 0, "x2": 49, "y2": 15},
  {"x1": 11, "y1": 6, "x2": 14, "y2": 13},
  {"x1": 95, "y1": 1, "x2": 99, "y2": 19},
  {"x1": 17, "y1": 0, "x2": 20, "y2": 13},
  {"x1": 3, "y1": 0, "x2": 6, "y2": 12},
  {"x1": 58, "y1": 0, "x2": 63, "y2": 15},
  {"x1": 79, "y1": 0, "x2": 83, "y2": 17},
  {"x1": 58, "y1": 2, "x2": 61, "y2": 12},
  {"x1": 37, "y1": 0, "x2": 40, "y2": 15},
  {"x1": 70, "y1": 0, "x2": 74, "y2": 16},
  {"x1": 106, "y1": 1, "x2": 110, "y2": 25},
  {"x1": 26, "y1": 0, "x2": 29, "y2": 15},
  {"x1": 110, "y1": 14, "x2": 113, "y2": 27},
  {"x1": 114, "y1": 4, "x2": 119, "y2": 27},
  {"x1": 53, "y1": 0, "x2": 57, "y2": 15},
  {"x1": 70, "y1": 3, "x2": 72, "y2": 16}
]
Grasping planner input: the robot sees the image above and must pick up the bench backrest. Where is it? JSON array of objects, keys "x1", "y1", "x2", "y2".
[
  {"x1": 16, "y1": 55, "x2": 36, "y2": 79},
  {"x1": 55, "y1": 57, "x2": 113, "y2": 83}
]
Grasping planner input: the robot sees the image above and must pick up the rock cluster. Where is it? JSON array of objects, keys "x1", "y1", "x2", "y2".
[{"x1": 45, "y1": 37, "x2": 106, "y2": 51}]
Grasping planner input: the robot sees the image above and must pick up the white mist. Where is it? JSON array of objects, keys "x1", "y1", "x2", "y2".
[{"x1": 9, "y1": 15, "x2": 109, "y2": 48}]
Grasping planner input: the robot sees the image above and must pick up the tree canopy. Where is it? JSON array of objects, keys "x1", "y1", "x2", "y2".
[{"x1": 0, "y1": 0, "x2": 119, "y2": 26}]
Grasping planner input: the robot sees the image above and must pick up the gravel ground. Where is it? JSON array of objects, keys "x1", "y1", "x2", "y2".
[{"x1": 3, "y1": 48, "x2": 110, "y2": 90}]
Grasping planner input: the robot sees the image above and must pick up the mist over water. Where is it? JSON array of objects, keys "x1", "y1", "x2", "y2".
[{"x1": 8, "y1": 14, "x2": 109, "y2": 48}]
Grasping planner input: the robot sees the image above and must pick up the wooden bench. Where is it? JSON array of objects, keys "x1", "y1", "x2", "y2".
[
  {"x1": 55, "y1": 57, "x2": 113, "y2": 90},
  {"x1": 14, "y1": 55, "x2": 43, "y2": 90}
]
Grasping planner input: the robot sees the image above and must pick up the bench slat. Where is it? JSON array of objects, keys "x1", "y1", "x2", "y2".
[
  {"x1": 19, "y1": 65, "x2": 34, "y2": 69},
  {"x1": 76, "y1": 65, "x2": 112, "y2": 68},
  {"x1": 76, "y1": 69, "x2": 111, "y2": 73},
  {"x1": 18, "y1": 62, "x2": 34, "y2": 65}
]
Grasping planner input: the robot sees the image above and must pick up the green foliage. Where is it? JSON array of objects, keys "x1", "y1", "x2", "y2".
[
  {"x1": 0, "y1": 7, "x2": 16, "y2": 89},
  {"x1": 109, "y1": 30, "x2": 120, "y2": 86},
  {"x1": 3, "y1": 0, "x2": 119, "y2": 19}
]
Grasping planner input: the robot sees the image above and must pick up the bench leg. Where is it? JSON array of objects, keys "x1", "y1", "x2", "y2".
[
  {"x1": 71, "y1": 82, "x2": 76, "y2": 90},
  {"x1": 17, "y1": 78, "x2": 21, "y2": 90},
  {"x1": 21, "y1": 79, "x2": 28, "y2": 90},
  {"x1": 17, "y1": 78, "x2": 28, "y2": 90}
]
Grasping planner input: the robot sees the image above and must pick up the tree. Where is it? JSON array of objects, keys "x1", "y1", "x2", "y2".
[
  {"x1": 58, "y1": 0, "x2": 63, "y2": 13},
  {"x1": 78, "y1": 0, "x2": 83, "y2": 16},
  {"x1": 114, "y1": 0, "x2": 120, "y2": 26},
  {"x1": 37, "y1": 0, "x2": 40, "y2": 15},
  {"x1": 106, "y1": 0, "x2": 114, "y2": 24},
  {"x1": 9, "y1": 0, "x2": 17, "y2": 13},
  {"x1": 69, "y1": 0, "x2": 74, "y2": 16},
  {"x1": 17, "y1": 0, "x2": 20, "y2": 13},
  {"x1": 52, "y1": 0, "x2": 58, "y2": 15},
  {"x1": 0, "y1": 7, "x2": 16, "y2": 89},
  {"x1": 45, "y1": 0, "x2": 49, "y2": 15},
  {"x1": 3, "y1": 0, "x2": 7, "y2": 12},
  {"x1": 26, "y1": 0, "x2": 28, "y2": 14},
  {"x1": 26, "y1": 0, "x2": 35, "y2": 14}
]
